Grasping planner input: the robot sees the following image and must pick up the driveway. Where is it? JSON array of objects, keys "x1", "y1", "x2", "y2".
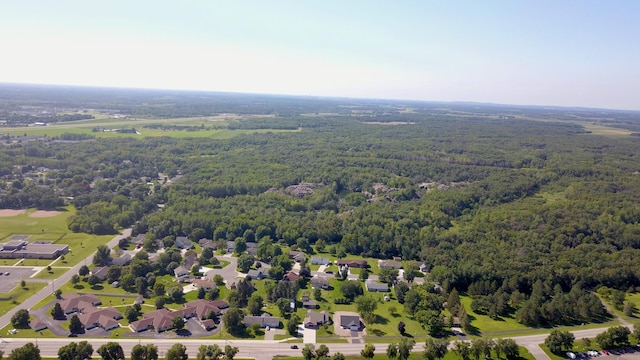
[
  {"x1": 29, "y1": 300, "x2": 70, "y2": 336},
  {"x1": 264, "y1": 328, "x2": 286, "y2": 341},
  {"x1": 297, "y1": 325, "x2": 316, "y2": 344}
]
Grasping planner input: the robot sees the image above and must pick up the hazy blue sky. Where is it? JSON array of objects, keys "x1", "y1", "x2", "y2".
[{"x1": 1, "y1": 1, "x2": 638, "y2": 110}]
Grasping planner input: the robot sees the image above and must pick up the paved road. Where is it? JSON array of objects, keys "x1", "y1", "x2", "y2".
[
  {"x1": 0, "y1": 323, "x2": 632, "y2": 360},
  {"x1": 0, "y1": 229, "x2": 131, "y2": 330}
]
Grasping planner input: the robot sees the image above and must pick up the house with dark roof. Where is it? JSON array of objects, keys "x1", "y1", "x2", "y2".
[
  {"x1": 288, "y1": 250, "x2": 306, "y2": 263},
  {"x1": 174, "y1": 266, "x2": 190, "y2": 282},
  {"x1": 243, "y1": 313, "x2": 280, "y2": 328},
  {"x1": 246, "y1": 242, "x2": 258, "y2": 256},
  {"x1": 198, "y1": 238, "x2": 215, "y2": 249},
  {"x1": 175, "y1": 236, "x2": 193, "y2": 249},
  {"x1": 247, "y1": 268, "x2": 268, "y2": 280},
  {"x1": 365, "y1": 280, "x2": 389, "y2": 292},
  {"x1": 302, "y1": 299, "x2": 317, "y2": 309},
  {"x1": 311, "y1": 256, "x2": 330, "y2": 265},
  {"x1": 304, "y1": 310, "x2": 329, "y2": 329},
  {"x1": 283, "y1": 271, "x2": 300, "y2": 282},
  {"x1": 336, "y1": 259, "x2": 368, "y2": 268},
  {"x1": 132, "y1": 234, "x2": 146, "y2": 245},
  {"x1": 202, "y1": 319, "x2": 216, "y2": 330},
  {"x1": 339, "y1": 315, "x2": 362, "y2": 331},
  {"x1": 379, "y1": 260, "x2": 402, "y2": 269},
  {"x1": 184, "y1": 252, "x2": 199, "y2": 269},
  {"x1": 226, "y1": 241, "x2": 235, "y2": 253},
  {"x1": 311, "y1": 276, "x2": 329, "y2": 289}
]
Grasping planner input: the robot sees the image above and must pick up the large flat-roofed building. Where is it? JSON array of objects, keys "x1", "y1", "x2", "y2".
[{"x1": 0, "y1": 239, "x2": 69, "y2": 259}]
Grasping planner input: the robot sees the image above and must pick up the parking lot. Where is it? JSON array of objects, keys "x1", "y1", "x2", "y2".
[{"x1": 0, "y1": 266, "x2": 38, "y2": 292}]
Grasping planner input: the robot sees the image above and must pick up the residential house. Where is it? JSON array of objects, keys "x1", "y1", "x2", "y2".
[
  {"x1": 91, "y1": 266, "x2": 110, "y2": 281},
  {"x1": 209, "y1": 299, "x2": 230, "y2": 310},
  {"x1": 288, "y1": 250, "x2": 306, "y2": 263},
  {"x1": 365, "y1": 280, "x2": 389, "y2": 292},
  {"x1": 243, "y1": 313, "x2": 280, "y2": 328},
  {"x1": 247, "y1": 268, "x2": 268, "y2": 280},
  {"x1": 302, "y1": 298, "x2": 317, "y2": 309},
  {"x1": 193, "y1": 278, "x2": 215, "y2": 291},
  {"x1": 132, "y1": 234, "x2": 146, "y2": 245},
  {"x1": 175, "y1": 236, "x2": 193, "y2": 249},
  {"x1": 283, "y1": 271, "x2": 300, "y2": 282},
  {"x1": 184, "y1": 252, "x2": 199, "y2": 269},
  {"x1": 339, "y1": 315, "x2": 362, "y2": 331},
  {"x1": 246, "y1": 242, "x2": 258, "y2": 256},
  {"x1": 379, "y1": 260, "x2": 402, "y2": 269},
  {"x1": 174, "y1": 266, "x2": 190, "y2": 282},
  {"x1": 183, "y1": 299, "x2": 225, "y2": 319},
  {"x1": 111, "y1": 253, "x2": 131, "y2": 267},
  {"x1": 336, "y1": 260, "x2": 368, "y2": 268},
  {"x1": 311, "y1": 276, "x2": 329, "y2": 289},
  {"x1": 304, "y1": 311, "x2": 329, "y2": 329},
  {"x1": 198, "y1": 238, "x2": 215, "y2": 249},
  {"x1": 310, "y1": 257, "x2": 330, "y2": 265},
  {"x1": 30, "y1": 319, "x2": 48, "y2": 331},
  {"x1": 417, "y1": 262, "x2": 428, "y2": 273},
  {"x1": 60, "y1": 294, "x2": 102, "y2": 314},
  {"x1": 226, "y1": 241, "x2": 235, "y2": 253},
  {"x1": 79, "y1": 307, "x2": 122, "y2": 330},
  {"x1": 202, "y1": 319, "x2": 216, "y2": 330},
  {"x1": 131, "y1": 308, "x2": 175, "y2": 333}
]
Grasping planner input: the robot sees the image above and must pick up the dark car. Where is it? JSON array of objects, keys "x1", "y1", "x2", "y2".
[{"x1": 290, "y1": 345, "x2": 298, "y2": 349}]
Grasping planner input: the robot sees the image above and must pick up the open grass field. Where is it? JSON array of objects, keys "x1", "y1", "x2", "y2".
[
  {"x1": 2, "y1": 115, "x2": 301, "y2": 139},
  {"x1": 582, "y1": 123, "x2": 631, "y2": 137},
  {"x1": 0, "y1": 206, "x2": 115, "y2": 268},
  {"x1": 0, "y1": 283, "x2": 47, "y2": 315}
]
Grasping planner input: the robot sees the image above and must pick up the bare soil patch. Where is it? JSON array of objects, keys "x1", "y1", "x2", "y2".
[
  {"x1": 0, "y1": 209, "x2": 26, "y2": 217},
  {"x1": 28, "y1": 210, "x2": 62, "y2": 218}
]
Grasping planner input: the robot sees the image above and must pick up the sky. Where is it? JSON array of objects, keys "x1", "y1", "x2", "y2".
[{"x1": 0, "y1": 1, "x2": 639, "y2": 110}]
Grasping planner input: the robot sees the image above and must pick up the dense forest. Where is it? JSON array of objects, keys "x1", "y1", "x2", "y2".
[{"x1": 2, "y1": 83, "x2": 640, "y2": 327}]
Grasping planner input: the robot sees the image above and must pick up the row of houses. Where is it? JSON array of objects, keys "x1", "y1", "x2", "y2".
[{"x1": 131, "y1": 299, "x2": 229, "y2": 332}]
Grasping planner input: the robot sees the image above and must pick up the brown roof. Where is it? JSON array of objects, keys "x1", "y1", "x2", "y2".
[
  {"x1": 30, "y1": 318, "x2": 48, "y2": 330},
  {"x1": 78, "y1": 307, "x2": 122, "y2": 327},
  {"x1": 283, "y1": 271, "x2": 300, "y2": 282},
  {"x1": 184, "y1": 299, "x2": 223, "y2": 318},
  {"x1": 337, "y1": 259, "x2": 368, "y2": 268},
  {"x1": 59, "y1": 294, "x2": 101, "y2": 312},
  {"x1": 193, "y1": 279, "x2": 215, "y2": 288},
  {"x1": 202, "y1": 319, "x2": 216, "y2": 330}
]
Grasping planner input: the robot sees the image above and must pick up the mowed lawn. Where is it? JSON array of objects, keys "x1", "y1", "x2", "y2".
[
  {"x1": 0, "y1": 207, "x2": 116, "y2": 267},
  {"x1": 460, "y1": 296, "x2": 530, "y2": 334}
]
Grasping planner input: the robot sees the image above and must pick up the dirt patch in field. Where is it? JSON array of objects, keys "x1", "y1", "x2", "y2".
[
  {"x1": 0, "y1": 209, "x2": 26, "y2": 217},
  {"x1": 28, "y1": 210, "x2": 62, "y2": 218}
]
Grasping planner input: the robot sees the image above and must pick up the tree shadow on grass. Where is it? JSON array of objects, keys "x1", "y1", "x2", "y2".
[
  {"x1": 90, "y1": 284, "x2": 103, "y2": 291},
  {"x1": 374, "y1": 314, "x2": 389, "y2": 325},
  {"x1": 371, "y1": 329, "x2": 386, "y2": 336},
  {"x1": 466, "y1": 314, "x2": 481, "y2": 336},
  {"x1": 73, "y1": 284, "x2": 85, "y2": 290}
]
